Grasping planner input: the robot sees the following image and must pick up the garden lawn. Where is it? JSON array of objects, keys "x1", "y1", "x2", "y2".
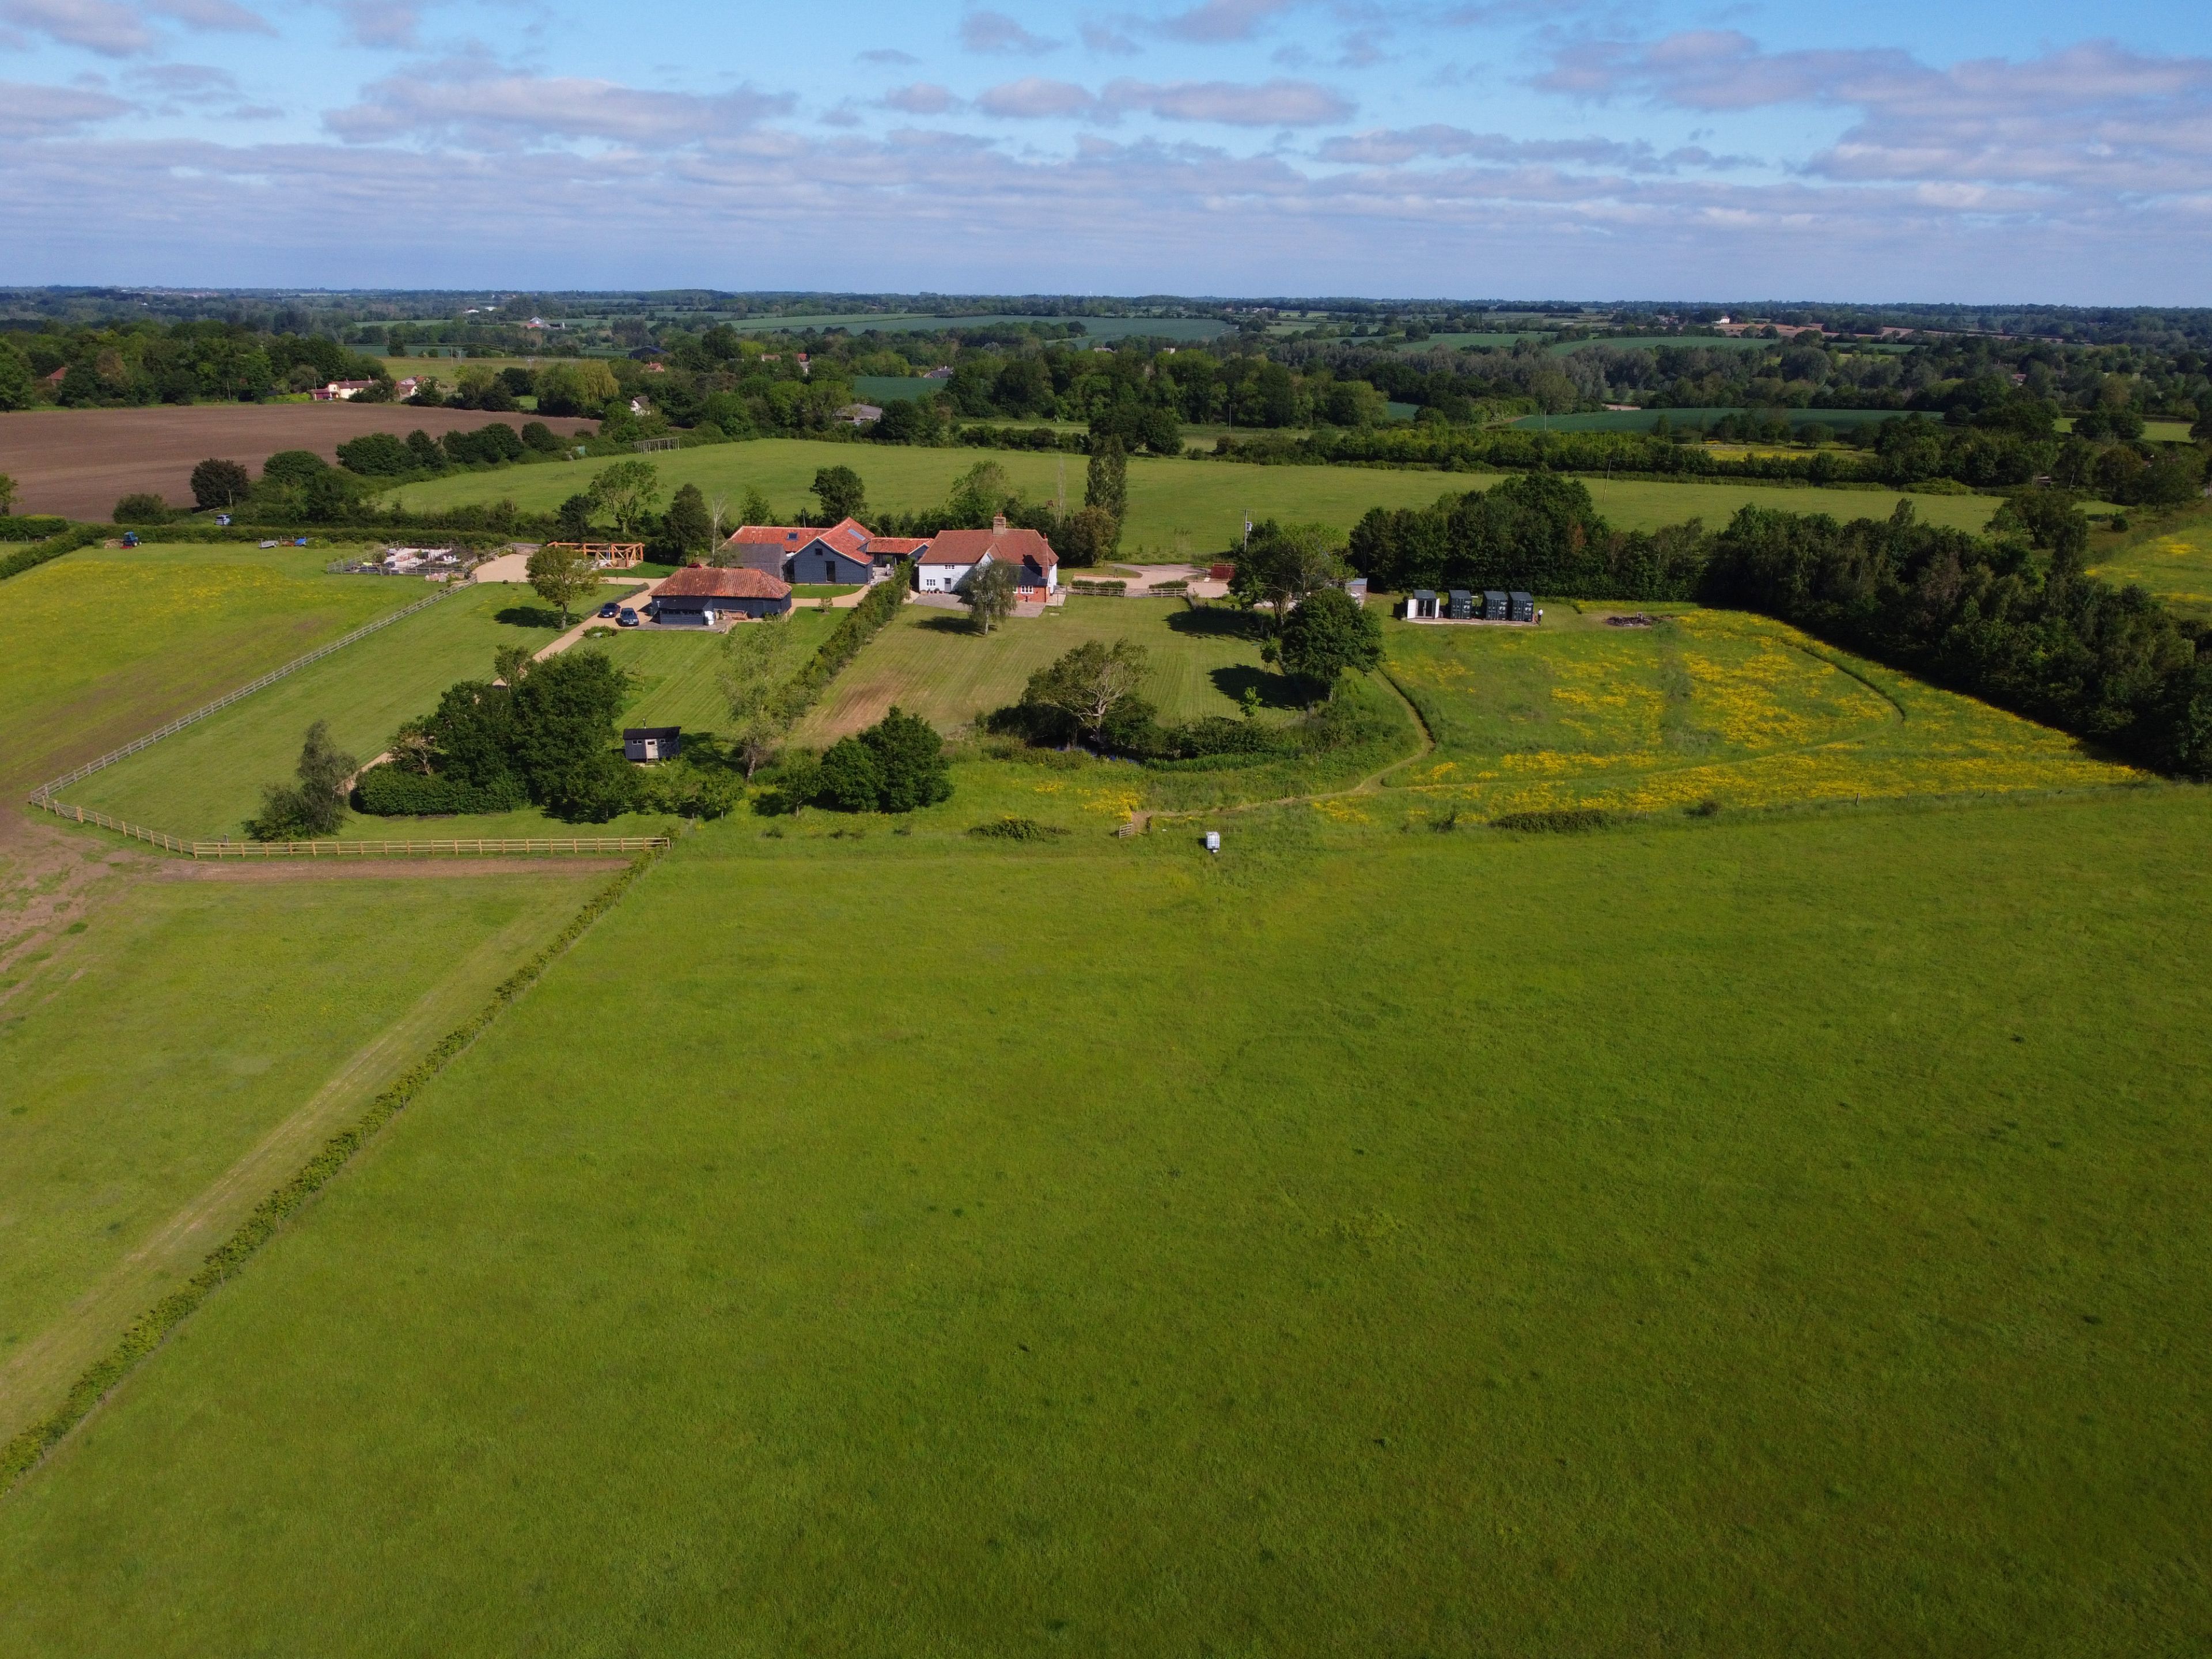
[
  {"x1": 0, "y1": 865, "x2": 601, "y2": 1446},
  {"x1": 791, "y1": 596, "x2": 1281, "y2": 744},
  {"x1": 377, "y1": 439, "x2": 2004, "y2": 556},
  {"x1": 1376, "y1": 605, "x2": 2143, "y2": 820},
  {"x1": 2, "y1": 791, "x2": 2209, "y2": 1654},
  {"x1": 592, "y1": 609, "x2": 842, "y2": 738},
  {"x1": 0, "y1": 545, "x2": 427, "y2": 799},
  {"x1": 2087, "y1": 507, "x2": 2212, "y2": 619},
  {"x1": 54, "y1": 582, "x2": 582, "y2": 841}
]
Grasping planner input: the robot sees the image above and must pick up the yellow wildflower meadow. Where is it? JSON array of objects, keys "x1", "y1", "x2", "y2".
[{"x1": 1381, "y1": 607, "x2": 2145, "y2": 817}]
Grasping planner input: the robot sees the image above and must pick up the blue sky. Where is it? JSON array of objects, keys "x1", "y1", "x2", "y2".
[{"x1": 1, "y1": 0, "x2": 2208, "y2": 301}]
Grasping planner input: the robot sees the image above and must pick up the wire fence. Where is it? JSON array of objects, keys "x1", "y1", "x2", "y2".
[
  {"x1": 28, "y1": 582, "x2": 461, "y2": 805},
  {"x1": 31, "y1": 798, "x2": 665, "y2": 859}
]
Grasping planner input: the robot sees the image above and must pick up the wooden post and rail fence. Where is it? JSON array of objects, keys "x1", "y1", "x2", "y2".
[{"x1": 25, "y1": 577, "x2": 669, "y2": 862}]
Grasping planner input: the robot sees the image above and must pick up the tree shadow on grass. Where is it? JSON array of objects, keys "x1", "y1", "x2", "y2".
[
  {"x1": 1210, "y1": 664, "x2": 1314, "y2": 710},
  {"x1": 495, "y1": 605, "x2": 567, "y2": 630},
  {"x1": 916, "y1": 614, "x2": 983, "y2": 636},
  {"x1": 1167, "y1": 605, "x2": 1267, "y2": 640}
]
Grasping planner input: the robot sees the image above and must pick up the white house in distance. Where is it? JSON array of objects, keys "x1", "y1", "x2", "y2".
[{"x1": 916, "y1": 516, "x2": 1059, "y2": 597}]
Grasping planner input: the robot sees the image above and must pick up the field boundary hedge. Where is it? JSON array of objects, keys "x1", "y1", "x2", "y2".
[
  {"x1": 0, "y1": 844, "x2": 669, "y2": 1494},
  {"x1": 0, "y1": 523, "x2": 103, "y2": 582},
  {"x1": 775, "y1": 575, "x2": 911, "y2": 722}
]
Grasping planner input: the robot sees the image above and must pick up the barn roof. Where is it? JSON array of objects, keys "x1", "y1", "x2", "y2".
[
  {"x1": 918, "y1": 522, "x2": 1058, "y2": 570},
  {"x1": 657, "y1": 566, "x2": 791, "y2": 600}
]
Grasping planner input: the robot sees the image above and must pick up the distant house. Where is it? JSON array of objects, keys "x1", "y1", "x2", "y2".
[
  {"x1": 722, "y1": 517, "x2": 914, "y2": 585},
  {"x1": 916, "y1": 516, "x2": 1059, "y2": 598},
  {"x1": 624, "y1": 726, "x2": 681, "y2": 762},
  {"x1": 836, "y1": 403, "x2": 884, "y2": 426},
  {"x1": 921, "y1": 365, "x2": 953, "y2": 380},
  {"x1": 652, "y1": 565, "x2": 792, "y2": 625},
  {"x1": 311, "y1": 380, "x2": 378, "y2": 402}
]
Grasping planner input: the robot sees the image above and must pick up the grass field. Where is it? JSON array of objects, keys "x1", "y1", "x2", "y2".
[
  {"x1": 51, "y1": 582, "x2": 606, "y2": 840},
  {"x1": 793, "y1": 597, "x2": 1280, "y2": 744},
  {"x1": 2, "y1": 791, "x2": 2207, "y2": 1653},
  {"x1": 595, "y1": 610, "x2": 842, "y2": 738},
  {"x1": 2087, "y1": 507, "x2": 2212, "y2": 617},
  {"x1": 1376, "y1": 607, "x2": 2141, "y2": 819},
  {"x1": 0, "y1": 545, "x2": 430, "y2": 798},
  {"x1": 379, "y1": 438, "x2": 2005, "y2": 555},
  {"x1": 1508, "y1": 407, "x2": 1902, "y2": 433},
  {"x1": 2054, "y1": 417, "x2": 2196, "y2": 443},
  {"x1": 0, "y1": 866, "x2": 601, "y2": 1444}
]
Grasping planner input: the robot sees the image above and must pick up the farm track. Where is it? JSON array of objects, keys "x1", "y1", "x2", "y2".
[{"x1": 0, "y1": 903, "x2": 570, "y2": 1447}]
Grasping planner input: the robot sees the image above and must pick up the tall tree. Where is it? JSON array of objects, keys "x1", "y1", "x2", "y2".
[
  {"x1": 527, "y1": 541, "x2": 597, "y2": 624},
  {"x1": 588, "y1": 459, "x2": 661, "y2": 535},
  {"x1": 0, "y1": 472, "x2": 20, "y2": 516},
  {"x1": 189, "y1": 458, "x2": 251, "y2": 509},
  {"x1": 665, "y1": 482, "x2": 713, "y2": 559},
  {"x1": 963, "y1": 559, "x2": 1020, "y2": 634},
  {"x1": 720, "y1": 616, "x2": 801, "y2": 777},
  {"x1": 1085, "y1": 435, "x2": 1127, "y2": 521},
  {"x1": 1278, "y1": 586, "x2": 1382, "y2": 698},
  {"x1": 1021, "y1": 638, "x2": 1151, "y2": 743},
  {"x1": 948, "y1": 460, "x2": 1013, "y2": 528},
  {"x1": 811, "y1": 465, "x2": 866, "y2": 524},
  {"x1": 1233, "y1": 520, "x2": 1343, "y2": 632},
  {"x1": 247, "y1": 720, "x2": 357, "y2": 840}
]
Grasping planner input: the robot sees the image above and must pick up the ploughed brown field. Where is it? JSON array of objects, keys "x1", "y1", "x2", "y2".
[{"x1": 0, "y1": 406, "x2": 597, "y2": 520}]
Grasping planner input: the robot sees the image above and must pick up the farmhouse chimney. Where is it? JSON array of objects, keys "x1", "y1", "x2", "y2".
[{"x1": 993, "y1": 513, "x2": 1007, "y2": 533}]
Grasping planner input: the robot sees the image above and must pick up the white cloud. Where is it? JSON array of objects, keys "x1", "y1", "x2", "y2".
[
  {"x1": 959, "y1": 9, "x2": 1058, "y2": 55},
  {"x1": 147, "y1": 0, "x2": 272, "y2": 34},
  {"x1": 976, "y1": 76, "x2": 1093, "y2": 118},
  {"x1": 1101, "y1": 75, "x2": 1350, "y2": 125},
  {"x1": 0, "y1": 0, "x2": 154, "y2": 56},
  {"x1": 1157, "y1": 0, "x2": 1294, "y2": 44},
  {"x1": 0, "y1": 77, "x2": 128, "y2": 134},
  {"x1": 333, "y1": 0, "x2": 418, "y2": 49},
  {"x1": 324, "y1": 66, "x2": 797, "y2": 148},
  {"x1": 884, "y1": 81, "x2": 959, "y2": 115}
]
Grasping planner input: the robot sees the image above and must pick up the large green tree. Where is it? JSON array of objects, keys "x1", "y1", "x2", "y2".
[
  {"x1": 247, "y1": 720, "x2": 357, "y2": 840},
  {"x1": 527, "y1": 542, "x2": 597, "y2": 624},
  {"x1": 1233, "y1": 520, "x2": 1343, "y2": 632},
  {"x1": 1278, "y1": 586, "x2": 1382, "y2": 697},
  {"x1": 811, "y1": 465, "x2": 866, "y2": 524},
  {"x1": 589, "y1": 459, "x2": 662, "y2": 535},
  {"x1": 1021, "y1": 638, "x2": 1150, "y2": 743},
  {"x1": 962, "y1": 559, "x2": 1020, "y2": 634},
  {"x1": 665, "y1": 482, "x2": 713, "y2": 559},
  {"x1": 189, "y1": 458, "x2": 251, "y2": 509}
]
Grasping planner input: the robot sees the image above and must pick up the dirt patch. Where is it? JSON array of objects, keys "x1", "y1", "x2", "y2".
[
  {"x1": 0, "y1": 406, "x2": 597, "y2": 521},
  {"x1": 160, "y1": 855, "x2": 630, "y2": 881}
]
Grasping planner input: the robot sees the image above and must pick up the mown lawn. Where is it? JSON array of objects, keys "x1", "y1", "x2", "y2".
[
  {"x1": 1374, "y1": 605, "x2": 2143, "y2": 820},
  {"x1": 793, "y1": 596, "x2": 1284, "y2": 744},
  {"x1": 593, "y1": 609, "x2": 842, "y2": 739},
  {"x1": 2087, "y1": 505, "x2": 2212, "y2": 619},
  {"x1": 377, "y1": 438, "x2": 2005, "y2": 556},
  {"x1": 0, "y1": 545, "x2": 427, "y2": 799},
  {"x1": 0, "y1": 868, "x2": 601, "y2": 1445},
  {"x1": 2, "y1": 791, "x2": 2207, "y2": 1654}
]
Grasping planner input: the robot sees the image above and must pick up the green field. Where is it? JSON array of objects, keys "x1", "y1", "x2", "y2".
[
  {"x1": 51, "y1": 582, "x2": 644, "y2": 841},
  {"x1": 0, "y1": 868, "x2": 600, "y2": 1444},
  {"x1": 2055, "y1": 417, "x2": 2196, "y2": 443},
  {"x1": 381, "y1": 438, "x2": 2005, "y2": 555},
  {"x1": 0, "y1": 546, "x2": 427, "y2": 798},
  {"x1": 1375, "y1": 607, "x2": 2139, "y2": 819},
  {"x1": 594, "y1": 610, "x2": 840, "y2": 738},
  {"x1": 3, "y1": 791, "x2": 2209, "y2": 1652},
  {"x1": 794, "y1": 597, "x2": 1281, "y2": 744},
  {"x1": 2088, "y1": 509, "x2": 2212, "y2": 617}
]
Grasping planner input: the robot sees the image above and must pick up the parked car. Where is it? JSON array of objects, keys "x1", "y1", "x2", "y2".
[
  {"x1": 617, "y1": 607, "x2": 641, "y2": 627},
  {"x1": 597, "y1": 601, "x2": 621, "y2": 619}
]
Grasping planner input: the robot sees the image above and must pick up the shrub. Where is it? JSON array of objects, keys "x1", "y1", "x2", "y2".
[
  {"x1": 628, "y1": 760, "x2": 740, "y2": 820},
  {"x1": 817, "y1": 738, "x2": 885, "y2": 811},
  {"x1": 335, "y1": 431, "x2": 413, "y2": 477},
  {"x1": 969, "y1": 816, "x2": 1068, "y2": 840},
  {"x1": 189, "y1": 457, "x2": 252, "y2": 509},
  {"x1": 112, "y1": 493, "x2": 172, "y2": 525},
  {"x1": 353, "y1": 766, "x2": 527, "y2": 816},
  {"x1": 262, "y1": 449, "x2": 327, "y2": 488},
  {"x1": 812, "y1": 707, "x2": 953, "y2": 814},
  {"x1": 520, "y1": 420, "x2": 562, "y2": 453},
  {"x1": 248, "y1": 720, "x2": 355, "y2": 840},
  {"x1": 1490, "y1": 807, "x2": 1616, "y2": 833}
]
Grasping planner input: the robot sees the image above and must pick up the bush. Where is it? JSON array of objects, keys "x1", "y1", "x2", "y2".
[
  {"x1": 969, "y1": 816, "x2": 1067, "y2": 840},
  {"x1": 817, "y1": 738, "x2": 885, "y2": 811},
  {"x1": 812, "y1": 706, "x2": 953, "y2": 813},
  {"x1": 352, "y1": 766, "x2": 527, "y2": 816},
  {"x1": 189, "y1": 458, "x2": 252, "y2": 509},
  {"x1": 262, "y1": 449, "x2": 327, "y2": 488},
  {"x1": 1490, "y1": 807, "x2": 1616, "y2": 833},
  {"x1": 628, "y1": 760, "x2": 740, "y2": 820},
  {"x1": 336, "y1": 431, "x2": 413, "y2": 477},
  {"x1": 520, "y1": 420, "x2": 562, "y2": 453},
  {"x1": 112, "y1": 493, "x2": 172, "y2": 525}
]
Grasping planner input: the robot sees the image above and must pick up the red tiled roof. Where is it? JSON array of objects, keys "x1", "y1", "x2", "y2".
[
  {"x1": 724, "y1": 519, "x2": 881, "y2": 561},
  {"x1": 656, "y1": 566, "x2": 791, "y2": 600},
  {"x1": 864, "y1": 536, "x2": 929, "y2": 555},
  {"x1": 918, "y1": 525, "x2": 1058, "y2": 571}
]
